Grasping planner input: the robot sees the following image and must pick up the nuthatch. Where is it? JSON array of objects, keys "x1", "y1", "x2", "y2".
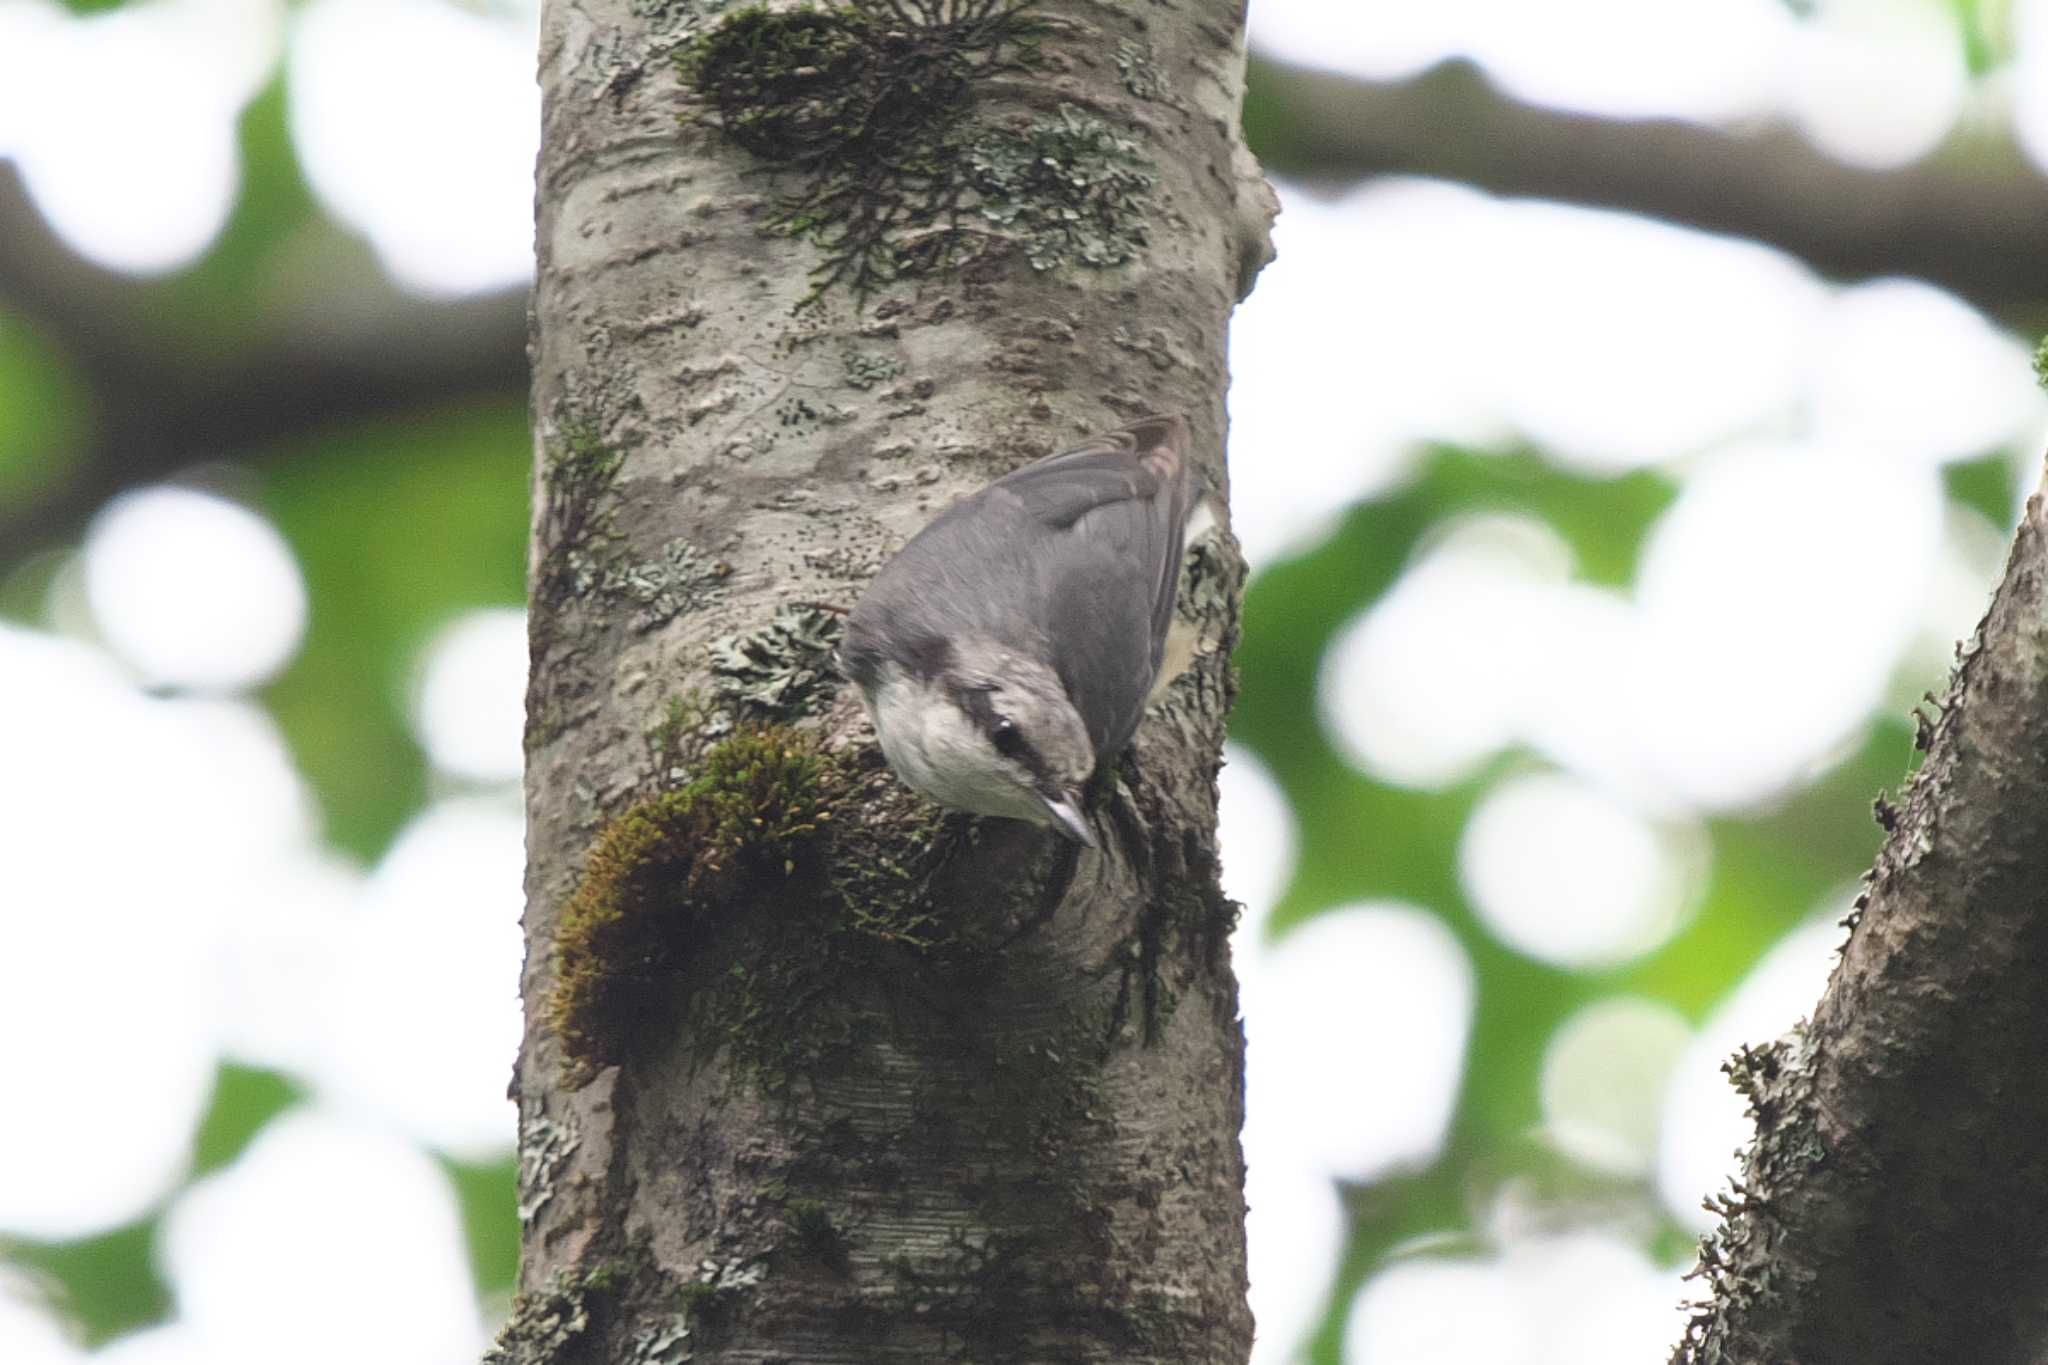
[{"x1": 840, "y1": 414, "x2": 1213, "y2": 848}]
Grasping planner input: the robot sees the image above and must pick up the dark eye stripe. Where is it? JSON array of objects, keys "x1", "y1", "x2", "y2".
[{"x1": 947, "y1": 681, "x2": 1052, "y2": 783}]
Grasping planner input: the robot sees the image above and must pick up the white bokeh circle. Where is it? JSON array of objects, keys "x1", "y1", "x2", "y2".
[
  {"x1": 289, "y1": 0, "x2": 539, "y2": 295},
  {"x1": 1345, "y1": 1231, "x2": 1684, "y2": 1365},
  {"x1": 84, "y1": 486, "x2": 308, "y2": 693},
  {"x1": 1539, "y1": 996, "x2": 1694, "y2": 1175},
  {"x1": 413, "y1": 608, "x2": 529, "y2": 784},
  {"x1": 160, "y1": 1109, "x2": 484, "y2": 1365},
  {"x1": 1320, "y1": 514, "x2": 1574, "y2": 789},
  {"x1": 310, "y1": 797, "x2": 525, "y2": 1157},
  {"x1": 0, "y1": 627, "x2": 314, "y2": 1239},
  {"x1": 1460, "y1": 772, "x2": 1704, "y2": 968}
]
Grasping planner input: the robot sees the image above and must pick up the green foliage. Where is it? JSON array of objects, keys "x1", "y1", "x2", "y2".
[
  {"x1": 190, "y1": 1063, "x2": 300, "y2": 1177},
  {"x1": 1947, "y1": 449, "x2": 2022, "y2": 527},
  {"x1": 1231, "y1": 444, "x2": 1925, "y2": 1359},
  {"x1": 0, "y1": 310, "x2": 87, "y2": 511},
  {"x1": 3, "y1": 1219, "x2": 167, "y2": 1347},
  {"x1": 261, "y1": 401, "x2": 530, "y2": 859},
  {"x1": 443, "y1": 1154, "x2": 522, "y2": 1297}
]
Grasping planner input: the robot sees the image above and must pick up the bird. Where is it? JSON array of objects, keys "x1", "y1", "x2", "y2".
[{"x1": 839, "y1": 413, "x2": 1212, "y2": 848}]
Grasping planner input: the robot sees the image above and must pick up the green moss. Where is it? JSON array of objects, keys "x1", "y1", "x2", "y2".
[
  {"x1": 548, "y1": 728, "x2": 832, "y2": 1076},
  {"x1": 645, "y1": 691, "x2": 717, "y2": 786},
  {"x1": 2034, "y1": 333, "x2": 2048, "y2": 391},
  {"x1": 549, "y1": 717, "x2": 992, "y2": 1085},
  {"x1": 676, "y1": 0, "x2": 1151, "y2": 298},
  {"x1": 784, "y1": 1197, "x2": 851, "y2": 1271}
]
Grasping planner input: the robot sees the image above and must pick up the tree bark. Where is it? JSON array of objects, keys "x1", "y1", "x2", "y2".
[
  {"x1": 1676, "y1": 458, "x2": 2048, "y2": 1364},
  {"x1": 505, "y1": 3, "x2": 1273, "y2": 1363}
]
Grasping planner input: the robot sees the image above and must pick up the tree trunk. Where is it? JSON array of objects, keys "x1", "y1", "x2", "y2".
[
  {"x1": 502, "y1": 3, "x2": 1274, "y2": 1362},
  {"x1": 1676, "y1": 460, "x2": 2048, "y2": 1364}
]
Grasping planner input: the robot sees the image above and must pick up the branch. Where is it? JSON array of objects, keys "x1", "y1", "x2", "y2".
[
  {"x1": 1677, "y1": 457, "x2": 2048, "y2": 1364},
  {"x1": 0, "y1": 162, "x2": 527, "y2": 556},
  {"x1": 1247, "y1": 54, "x2": 2048, "y2": 319}
]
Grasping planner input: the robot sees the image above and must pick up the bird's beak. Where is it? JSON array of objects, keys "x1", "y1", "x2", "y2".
[{"x1": 1039, "y1": 792, "x2": 1097, "y2": 848}]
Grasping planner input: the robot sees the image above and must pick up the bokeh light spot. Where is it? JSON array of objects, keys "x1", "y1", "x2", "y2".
[
  {"x1": 1539, "y1": 996, "x2": 1694, "y2": 1175},
  {"x1": 1632, "y1": 439, "x2": 1942, "y2": 808},
  {"x1": 289, "y1": 0, "x2": 540, "y2": 295},
  {"x1": 311, "y1": 798, "x2": 524, "y2": 1157},
  {"x1": 413, "y1": 608, "x2": 528, "y2": 784},
  {"x1": 1320, "y1": 514, "x2": 1573, "y2": 788},
  {"x1": 0, "y1": 627, "x2": 313, "y2": 1238},
  {"x1": 1239, "y1": 902, "x2": 1474, "y2": 1182},
  {"x1": 84, "y1": 486, "x2": 308, "y2": 693},
  {"x1": 1461, "y1": 772, "x2": 1704, "y2": 968},
  {"x1": 1217, "y1": 743, "x2": 1297, "y2": 929},
  {"x1": 161, "y1": 1109, "x2": 484, "y2": 1365},
  {"x1": 1346, "y1": 1231, "x2": 1683, "y2": 1364}
]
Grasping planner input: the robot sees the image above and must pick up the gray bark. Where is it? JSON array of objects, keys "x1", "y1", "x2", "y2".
[
  {"x1": 507, "y1": 2, "x2": 1273, "y2": 1363},
  {"x1": 1676, "y1": 459, "x2": 2048, "y2": 1364}
]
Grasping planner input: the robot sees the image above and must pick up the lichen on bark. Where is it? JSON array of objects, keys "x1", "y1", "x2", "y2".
[{"x1": 675, "y1": 0, "x2": 1155, "y2": 298}]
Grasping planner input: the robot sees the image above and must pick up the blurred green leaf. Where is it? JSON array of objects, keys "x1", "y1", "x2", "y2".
[
  {"x1": 1946, "y1": 450, "x2": 2021, "y2": 529},
  {"x1": 190, "y1": 1064, "x2": 301, "y2": 1178},
  {"x1": 6, "y1": 1218, "x2": 170, "y2": 1347},
  {"x1": 442, "y1": 1155, "x2": 521, "y2": 1295},
  {"x1": 0, "y1": 309, "x2": 89, "y2": 509},
  {"x1": 1949, "y1": 0, "x2": 2014, "y2": 77},
  {"x1": 262, "y1": 400, "x2": 530, "y2": 859}
]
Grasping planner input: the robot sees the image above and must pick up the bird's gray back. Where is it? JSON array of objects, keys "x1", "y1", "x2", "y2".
[{"x1": 843, "y1": 416, "x2": 1190, "y2": 760}]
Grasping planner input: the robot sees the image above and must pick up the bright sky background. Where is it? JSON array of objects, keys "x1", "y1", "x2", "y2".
[{"x1": 2, "y1": 0, "x2": 2047, "y2": 1361}]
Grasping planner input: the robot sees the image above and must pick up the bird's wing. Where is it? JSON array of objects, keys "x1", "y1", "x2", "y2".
[{"x1": 992, "y1": 415, "x2": 1192, "y2": 754}]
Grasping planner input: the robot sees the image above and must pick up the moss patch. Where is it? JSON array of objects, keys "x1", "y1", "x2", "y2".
[
  {"x1": 549, "y1": 723, "x2": 979, "y2": 1084},
  {"x1": 549, "y1": 728, "x2": 832, "y2": 1075},
  {"x1": 677, "y1": 0, "x2": 1154, "y2": 298}
]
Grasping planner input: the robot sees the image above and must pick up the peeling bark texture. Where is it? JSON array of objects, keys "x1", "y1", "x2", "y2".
[
  {"x1": 511, "y1": 2, "x2": 1272, "y2": 1362},
  {"x1": 1676, "y1": 460, "x2": 2048, "y2": 1365}
]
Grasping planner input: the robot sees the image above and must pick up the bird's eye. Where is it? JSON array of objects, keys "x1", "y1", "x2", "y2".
[{"x1": 991, "y1": 718, "x2": 1025, "y2": 757}]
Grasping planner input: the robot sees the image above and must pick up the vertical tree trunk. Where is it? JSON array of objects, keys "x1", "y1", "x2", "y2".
[
  {"x1": 1675, "y1": 463, "x2": 2048, "y2": 1365},
  {"x1": 503, "y1": 3, "x2": 1275, "y2": 1362}
]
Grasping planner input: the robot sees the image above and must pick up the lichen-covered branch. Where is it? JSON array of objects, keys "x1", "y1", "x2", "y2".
[
  {"x1": 512, "y1": 0, "x2": 1271, "y2": 1361},
  {"x1": 1676, "y1": 459, "x2": 2048, "y2": 1364}
]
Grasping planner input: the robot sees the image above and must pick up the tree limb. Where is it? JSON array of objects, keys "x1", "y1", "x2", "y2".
[
  {"x1": 0, "y1": 162, "x2": 527, "y2": 556},
  {"x1": 1677, "y1": 457, "x2": 2048, "y2": 1364},
  {"x1": 1247, "y1": 54, "x2": 2048, "y2": 320}
]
